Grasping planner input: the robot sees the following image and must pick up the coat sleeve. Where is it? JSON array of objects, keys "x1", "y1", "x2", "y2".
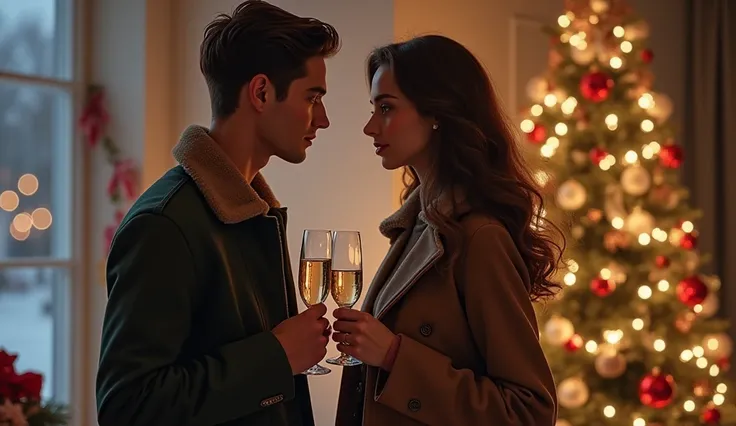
[
  {"x1": 375, "y1": 224, "x2": 558, "y2": 425},
  {"x1": 96, "y1": 213, "x2": 295, "y2": 426}
]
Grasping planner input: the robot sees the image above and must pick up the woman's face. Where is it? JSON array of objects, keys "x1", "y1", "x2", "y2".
[{"x1": 363, "y1": 65, "x2": 435, "y2": 172}]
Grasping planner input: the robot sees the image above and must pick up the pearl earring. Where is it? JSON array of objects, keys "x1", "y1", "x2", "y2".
[{"x1": 432, "y1": 123, "x2": 439, "y2": 130}]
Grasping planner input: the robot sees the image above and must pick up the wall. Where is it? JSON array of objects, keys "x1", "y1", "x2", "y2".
[{"x1": 86, "y1": 0, "x2": 687, "y2": 424}]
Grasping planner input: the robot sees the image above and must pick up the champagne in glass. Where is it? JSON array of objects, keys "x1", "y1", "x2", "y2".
[
  {"x1": 298, "y1": 229, "x2": 332, "y2": 375},
  {"x1": 327, "y1": 230, "x2": 364, "y2": 367}
]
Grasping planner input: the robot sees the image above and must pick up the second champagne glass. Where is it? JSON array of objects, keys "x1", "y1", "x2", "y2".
[
  {"x1": 326, "y1": 230, "x2": 363, "y2": 367},
  {"x1": 297, "y1": 229, "x2": 332, "y2": 375}
]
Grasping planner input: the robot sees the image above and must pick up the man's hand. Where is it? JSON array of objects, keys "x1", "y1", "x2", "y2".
[{"x1": 272, "y1": 303, "x2": 330, "y2": 375}]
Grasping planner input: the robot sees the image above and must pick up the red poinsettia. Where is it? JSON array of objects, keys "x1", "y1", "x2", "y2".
[
  {"x1": 78, "y1": 87, "x2": 109, "y2": 148},
  {"x1": 0, "y1": 349, "x2": 43, "y2": 403}
]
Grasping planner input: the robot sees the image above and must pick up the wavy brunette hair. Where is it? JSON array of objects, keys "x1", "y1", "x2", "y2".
[{"x1": 367, "y1": 35, "x2": 565, "y2": 301}]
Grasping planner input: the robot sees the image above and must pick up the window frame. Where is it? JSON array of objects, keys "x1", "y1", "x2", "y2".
[{"x1": 0, "y1": 0, "x2": 88, "y2": 421}]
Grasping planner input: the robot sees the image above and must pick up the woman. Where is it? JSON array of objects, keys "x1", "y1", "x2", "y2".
[{"x1": 332, "y1": 34, "x2": 565, "y2": 426}]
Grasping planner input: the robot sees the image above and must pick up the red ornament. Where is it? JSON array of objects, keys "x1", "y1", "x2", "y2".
[
  {"x1": 676, "y1": 276, "x2": 709, "y2": 307},
  {"x1": 659, "y1": 144, "x2": 684, "y2": 168},
  {"x1": 589, "y1": 147, "x2": 608, "y2": 165},
  {"x1": 580, "y1": 71, "x2": 614, "y2": 102},
  {"x1": 716, "y1": 357, "x2": 731, "y2": 372},
  {"x1": 641, "y1": 49, "x2": 654, "y2": 63},
  {"x1": 564, "y1": 334, "x2": 584, "y2": 352},
  {"x1": 680, "y1": 233, "x2": 698, "y2": 250},
  {"x1": 527, "y1": 123, "x2": 546, "y2": 144},
  {"x1": 639, "y1": 371, "x2": 676, "y2": 408},
  {"x1": 655, "y1": 255, "x2": 670, "y2": 268},
  {"x1": 591, "y1": 277, "x2": 616, "y2": 297},
  {"x1": 702, "y1": 407, "x2": 721, "y2": 424}
]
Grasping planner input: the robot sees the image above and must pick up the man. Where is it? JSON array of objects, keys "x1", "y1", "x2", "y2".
[{"x1": 95, "y1": 2, "x2": 341, "y2": 425}]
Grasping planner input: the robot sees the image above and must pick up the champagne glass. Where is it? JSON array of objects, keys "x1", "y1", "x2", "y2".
[
  {"x1": 298, "y1": 229, "x2": 332, "y2": 375},
  {"x1": 326, "y1": 230, "x2": 363, "y2": 367}
]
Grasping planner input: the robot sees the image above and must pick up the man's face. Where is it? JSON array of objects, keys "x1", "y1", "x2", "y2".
[{"x1": 258, "y1": 56, "x2": 330, "y2": 164}]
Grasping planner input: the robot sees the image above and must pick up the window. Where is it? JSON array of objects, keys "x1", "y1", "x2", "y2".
[{"x1": 0, "y1": 0, "x2": 81, "y2": 406}]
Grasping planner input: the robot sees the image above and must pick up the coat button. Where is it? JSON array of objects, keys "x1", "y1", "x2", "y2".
[
  {"x1": 356, "y1": 382, "x2": 363, "y2": 393},
  {"x1": 419, "y1": 323, "x2": 432, "y2": 337},
  {"x1": 408, "y1": 398, "x2": 421, "y2": 412}
]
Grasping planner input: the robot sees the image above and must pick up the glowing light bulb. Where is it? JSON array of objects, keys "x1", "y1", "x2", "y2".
[
  {"x1": 638, "y1": 285, "x2": 652, "y2": 299},
  {"x1": 632, "y1": 318, "x2": 644, "y2": 330},
  {"x1": 603, "y1": 405, "x2": 616, "y2": 418}
]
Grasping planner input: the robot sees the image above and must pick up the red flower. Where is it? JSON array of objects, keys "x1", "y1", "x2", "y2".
[
  {"x1": 0, "y1": 350, "x2": 18, "y2": 400},
  {"x1": 78, "y1": 88, "x2": 110, "y2": 148},
  {"x1": 15, "y1": 372, "x2": 43, "y2": 401}
]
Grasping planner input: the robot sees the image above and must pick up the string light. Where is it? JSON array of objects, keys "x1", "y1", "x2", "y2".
[
  {"x1": 605, "y1": 113, "x2": 619, "y2": 130},
  {"x1": 17, "y1": 173, "x2": 39, "y2": 196},
  {"x1": 603, "y1": 405, "x2": 616, "y2": 418},
  {"x1": 638, "y1": 93, "x2": 654, "y2": 109},
  {"x1": 0, "y1": 190, "x2": 19, "y2": 212},
  {"x1": 530, "y1": 104, "x2": 543, "y2": 116},
  {"x1": 610, "y1": 57, "x2": 623, "y2": 69},
  {"x1": 544, "y1": 93, "x2": 558, "y2": 106},
  {"x1": 641, "y1": 119, "x2": 654, "y2": 132},
  {"x1": 638, "y1": 285, "x2": 652, "y2": 299},
  {"x1": 621, "y1": 41, "x2": 633, "y2": 53},
  {"x1": 604, "y1": 329, "x2": 624, "y2": 344},
  {"x1": 558, "y1": 15, "x2": 571, "y2": 28},
  {"x1": 632, "y1": 318, "x2": 644, "y2": 330},
  {"x1": 613, "y1": 25, "x2": 625, "y2": 37},
  {"x1": 561, "y1": 97, "x2": 577, "y2": 114},
  {"x1": 555, "y1": 123, "x2": 568, "y2": 136}
]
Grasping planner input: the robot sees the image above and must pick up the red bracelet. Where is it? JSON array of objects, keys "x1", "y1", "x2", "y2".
[{"x1": 381, "y1": 335, "x2": 402, "y2": 372}]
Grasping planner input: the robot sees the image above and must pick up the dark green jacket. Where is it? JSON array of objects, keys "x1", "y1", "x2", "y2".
[{"x1": 96, "y1": 125, "x2": 314, "y2": 426}]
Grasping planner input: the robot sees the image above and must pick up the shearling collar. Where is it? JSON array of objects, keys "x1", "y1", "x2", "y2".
[
  {"x1": 172, "y1": 124, "x2": 280, "y2": 224},
  {"x1": 379, "y1": 186, "x2": 469, "y2": 240}
]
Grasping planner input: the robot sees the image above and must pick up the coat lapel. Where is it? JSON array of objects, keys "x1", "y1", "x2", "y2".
[
  {"x1": 372, "y1": 226, "x2": 443, "y2": 320},
  {"x1": 362, "y1": 189, "x2": 446, "y2": 320}
]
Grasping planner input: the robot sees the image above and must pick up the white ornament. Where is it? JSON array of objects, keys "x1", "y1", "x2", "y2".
[
  {"x1": 544, "y1": 316, "x2": 575, "y2": 345},
  {"x1": 594, "y1": 349, "x2": 627, "y2": 378},
  {"x1": 590, "y1": 0, "x2": 609, "y2": 14},
  {"x1": 526, "y1": 77, "x2": 548, "y2": 103},
  {"x1": 620, "y1": 165, "x2": 652, "y2": 196},
  {"x1": 625, "y1": 206, "x2": 655, "y2": 235},
  {"x1": 699, "y1": 294, "x2": 720, "y2": 318},
  {"x1": 702, "y1": 333, "x2": 733, "y2": 359},
  {"x1": 558, "y1": 377, "x2": 589, "y2": 408},
  {"x1": 571, "y1": 46, "x2": 596, "y2": 65},
  {"x1": 649, "y1": 92, "x2": 673, "y2": 122},
  {"x1": 606, "y1": 262, "x2": 628, "y2": 284},
  {"x1": 624, "y1": 21, "x2": 650, "y2": 41},
  {"x1": 557, "y1": 180, "x2": 587, "y2": 211}
]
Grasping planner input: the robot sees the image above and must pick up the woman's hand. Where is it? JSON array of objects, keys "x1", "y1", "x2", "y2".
[{"x1": 332, "y1": 308, "x2": 396, "y2": 367}]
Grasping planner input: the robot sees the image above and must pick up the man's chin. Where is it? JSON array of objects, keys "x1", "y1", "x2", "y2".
[{"x1": 276, "y1": 151, "x2": 308, "y2": 165}]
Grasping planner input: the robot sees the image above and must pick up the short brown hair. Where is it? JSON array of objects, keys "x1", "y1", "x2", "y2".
[{"x1": 200, "y1": 0, "x2": 341, "y2": 119}]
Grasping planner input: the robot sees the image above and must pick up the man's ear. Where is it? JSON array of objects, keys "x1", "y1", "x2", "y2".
[{"x1": 245, "y1": 74, "x2": 270, "y2": 111}]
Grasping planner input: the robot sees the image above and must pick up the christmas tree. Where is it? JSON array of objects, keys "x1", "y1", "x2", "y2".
[{"x1": 520, "y1": 0, "x2": 736, "y2": 425}]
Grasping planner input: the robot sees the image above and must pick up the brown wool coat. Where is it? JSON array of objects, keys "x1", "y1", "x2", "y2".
[{"x1": 335, "y1": 192, "x2": 558, "y2": 426}]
